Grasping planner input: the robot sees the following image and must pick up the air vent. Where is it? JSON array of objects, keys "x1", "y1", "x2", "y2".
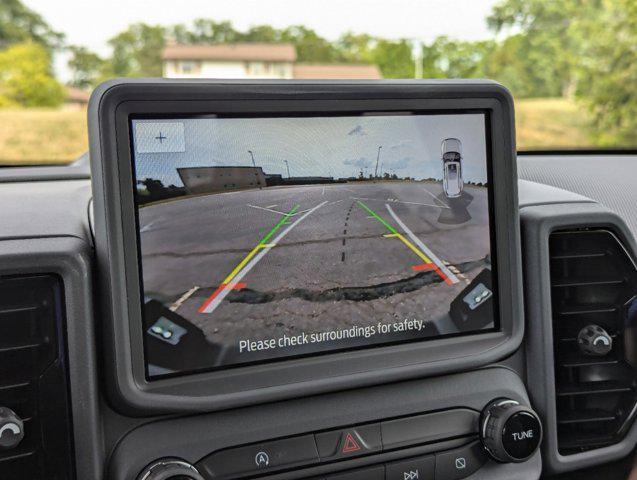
[
  {"x1": 0, "y1": 275, "x2": 74, "y2": 479},
  {"x1": 550, "y1": 229, "x2": 637, "y2": 455}
]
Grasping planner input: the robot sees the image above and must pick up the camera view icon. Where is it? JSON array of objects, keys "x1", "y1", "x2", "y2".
[
  {"x1": 255, "y1": 451, "x2": 270, "y2": 468},
  {"x1": 403, "y1": 470, "x2": 419, "y2": 480}
]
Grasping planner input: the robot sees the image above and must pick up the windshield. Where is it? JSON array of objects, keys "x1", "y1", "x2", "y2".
[{"x1": 1, "y1": 0, "x2": 636, "y2": 166}]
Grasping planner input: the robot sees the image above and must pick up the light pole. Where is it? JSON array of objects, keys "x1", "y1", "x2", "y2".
[
  {"x1": 284, "y1": 159, "x2": 291, "y2": 178},
  {"x1": 374, "y1": 146, "x2": 382, "y2": 179},
  {"x1": 413, "y1": 39, "x2": 423, "y2": 79},
  {"x1": 248, "y1": 150, "x2": 262, "y2": 189}
]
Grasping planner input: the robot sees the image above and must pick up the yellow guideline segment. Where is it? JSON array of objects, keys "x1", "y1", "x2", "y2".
[
  {"x1": 221, "y1": 205, "x2": 300, "y2": 285},
  {"x1": 221, "y1": 243, "x2": 270, "y2": 285},
  {"x1": 383, "y1": 233, "x2": 433, "y2": 264}
]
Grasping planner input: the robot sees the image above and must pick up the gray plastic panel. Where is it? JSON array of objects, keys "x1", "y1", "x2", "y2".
[
  {"x1": 517, "y1": 179, "x2": 596, "y2": 209},
  {"x1": 519, "y1": 154, "x2": 637, "y2": 236},
  {"x1": 0, "y1": 179, "x2": 92, "y2": 241},
  {"x1": 521, "y1": 200, "x2": 637, "y2": 474},
  {"x1": 107, "y1": 367, "x2": 540, "y2": 480},
  {"x1": 0, "y1": 237, "x2": 103, "y2": 480}
]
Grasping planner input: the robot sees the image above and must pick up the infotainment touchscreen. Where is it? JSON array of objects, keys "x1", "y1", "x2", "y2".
[{"x1": 130, "y1": 112, "x2": 498, "y2": 379}]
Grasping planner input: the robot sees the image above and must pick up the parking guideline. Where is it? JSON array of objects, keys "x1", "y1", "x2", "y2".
[{"x1": 356, "y1": 200, "x2": 453, "y2": 285}]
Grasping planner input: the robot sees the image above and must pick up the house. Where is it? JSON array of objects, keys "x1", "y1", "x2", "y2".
[
  {"x1": 64, "y1": 86, "x2": 90, "y2": 109},
  {"x1": 162, "y1": 43, "x2": 382, "y2": 80},
  {"x1": 162, "y1": 43, "x2": 296, "y2": 79},
  {"x1": 292, "y1": 64, "x2": 382, "y2": 80}
]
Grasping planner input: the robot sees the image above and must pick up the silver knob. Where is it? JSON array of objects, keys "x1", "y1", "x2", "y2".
[{"x1": 137, "y1": 458, "x2": 204, "y2": 480}]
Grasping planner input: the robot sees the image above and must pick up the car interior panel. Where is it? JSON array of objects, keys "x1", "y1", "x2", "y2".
[{"x1": 1, "y1": 75, "x2": 637, "y2": 480}]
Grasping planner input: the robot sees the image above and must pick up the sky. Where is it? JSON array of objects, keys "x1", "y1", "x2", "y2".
[
  {"x1": 132, "y1": 114, "x2": 488, "y2": 187},
  {"x1": 23, "y1": 0, "x2": 502, "y2": 82}
]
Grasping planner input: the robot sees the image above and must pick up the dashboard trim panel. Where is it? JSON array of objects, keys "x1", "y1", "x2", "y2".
[
  {"x1": 521, "y1": 200, "x2": 637, "y2": 474},
  {"x1": 0, "y1": 236, "x2": 103, "y2": 480},
  {"x1": 89, "y1": 79, "x2": 524, "y2": 415}
]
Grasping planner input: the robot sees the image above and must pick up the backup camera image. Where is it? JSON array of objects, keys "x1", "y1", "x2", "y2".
[{"x1": 131, "y1": 113, "x2": 497, "y2": 378}]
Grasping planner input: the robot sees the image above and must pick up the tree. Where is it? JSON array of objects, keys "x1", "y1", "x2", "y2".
[
  {"x1": 422, "y1": 37, "x2": 495, "y2": 80},
  {"x1": 573, "y1": 0, "x2": 637, "y2": 145},
  {"x1": 488, "y1": 0, "x2": 637, "y2": 143},
  {"x1": 335, "y1": 32, "x2": 375, "y2": 63},
  {"x1": 0, "y1": 42, "x2": 64, "y2": 107},
  {"x1": 0, "y1": 0, "x2": 63, "y2": 50},
  {"x1": 107, "y1": 23, "x2": 166, "y2": 77},
  {"x1": 279, "y1": 25, "x2": 340, "y2": 63},
  {"x1": 332, "y1": 36, "x2": 416, "y2": 78},
  {"x1": 370, "y1": 39, "x2": 414, "y2": 79},
  {"x1": 240, "y1": 24, "x2": 280, "y2": 43},
  {"x1": 487, "y1": 0, "x2": 583, "y2": 97},
  {"x1": 180, "y1": 19, "x2": 241, "y2": 43},
  {"x1": 67, "y1": 46, "x2": 107, "y2": 89}
]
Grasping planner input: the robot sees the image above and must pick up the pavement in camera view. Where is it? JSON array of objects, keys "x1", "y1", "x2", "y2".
[{"x1": 138, "y1": 181, "x2": 492, "y2": 350}]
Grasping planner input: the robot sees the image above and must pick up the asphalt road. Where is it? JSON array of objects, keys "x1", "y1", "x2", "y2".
[{"x1": 139, "y1": 180, "x2": 492, "y2": 363}]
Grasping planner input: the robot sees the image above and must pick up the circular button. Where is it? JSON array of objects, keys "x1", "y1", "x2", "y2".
[
  {"x1": 480, "y1": 399, "x2": 543, "y2": 463},
  {"x1": 502, "y1": 411, "x2": 542, "y2": 461},
  {"x1": 137, "y1": 458, "x2": 204, "y2": 480}
]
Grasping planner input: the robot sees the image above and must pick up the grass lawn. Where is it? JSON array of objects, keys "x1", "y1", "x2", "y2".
[
  {"x1": 0, "y1": 98, "x2": 594, "y2": 165},
  {"x1": 515, "y1": 97, "x2": 593, "y2": 150},
  {"x1": 0, "y1": 108, "x2": 88, "y2": 165}
]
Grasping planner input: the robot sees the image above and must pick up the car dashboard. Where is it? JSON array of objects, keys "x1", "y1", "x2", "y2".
[{"x1": 0, "y1": 81, "x2": 636, "y2": 480}]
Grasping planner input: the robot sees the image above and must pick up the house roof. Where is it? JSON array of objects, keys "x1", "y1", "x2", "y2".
[
  {"x1": 292, "y1": 64, "x2": 382, "y2": 79},
  {"x1": 65, "y1": 86, "x2": 90, "y2": 103},
  {"x1": 162, "y1": 43, "x2": 297, "y2": 62}
]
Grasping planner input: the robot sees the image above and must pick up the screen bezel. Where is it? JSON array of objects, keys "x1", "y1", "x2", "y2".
[
  {"x1": 89, "y1": 80, "x2": 523, "y2": 415},
  {"x1": 129, "y1": 110, "x2": 500, "y2": 380}
]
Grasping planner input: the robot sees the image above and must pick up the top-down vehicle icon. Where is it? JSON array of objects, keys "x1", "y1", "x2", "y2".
[{"x1": 441, "y1": 138, "x2": 464, "y2": 198}]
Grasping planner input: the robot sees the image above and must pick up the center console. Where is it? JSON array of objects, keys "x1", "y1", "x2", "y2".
[
  {"x1": 88, "y1": 79, "x2": 538, "y2": 480},
  {"x1": 137, "y1": 395, "x2": 541, "y2": 480}
]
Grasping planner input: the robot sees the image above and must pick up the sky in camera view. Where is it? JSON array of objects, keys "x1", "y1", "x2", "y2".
[
  {"x1": 132, "y1": 114, "x2": 488, "y2": 187},
  {"x1": 22, "y1": 0, "x2": 502, "y2": 82}
]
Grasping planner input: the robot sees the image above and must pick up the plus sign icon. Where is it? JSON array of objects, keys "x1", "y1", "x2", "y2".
[{"x1": 133, "y1": 121, "x2": 186, "y2": 154}]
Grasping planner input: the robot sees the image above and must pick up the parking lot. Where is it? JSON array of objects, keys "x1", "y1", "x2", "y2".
[{"x1": 139, "y1": 180, "x2": 492, "y2": 358}]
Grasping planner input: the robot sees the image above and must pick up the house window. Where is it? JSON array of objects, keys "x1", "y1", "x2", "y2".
[
  {"x1": 248, "y1": 62, "x2": 264, "y2": 75},
  {"x1": 274, "y1": 64, "x2": 288, "y2": 78},
  {"x1": 180, "y1": 61, "x2": 197, "y2": 74}
]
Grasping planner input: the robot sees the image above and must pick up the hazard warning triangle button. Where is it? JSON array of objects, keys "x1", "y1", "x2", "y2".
[
  {"x1": 341, "y1": 432, "x2": 362, "y2": 453},
  {"x1": 315, "y1": 424, "x2": 382, "y2": 460}
]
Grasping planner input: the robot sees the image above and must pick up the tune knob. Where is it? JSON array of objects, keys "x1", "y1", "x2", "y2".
[
  {"x1": 480, "y1": 399, "x2": 542, "y2": 463},
  {"x1": 0, "y1": 407, "x2": 24, "y2": 450},
  {"x1": 137, "y1": 458, "x2": 204, "y2": 480}
]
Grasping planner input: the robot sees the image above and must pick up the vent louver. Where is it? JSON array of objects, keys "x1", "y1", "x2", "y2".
[
  {"x1": 550, "y1": 229, "x2": 637, "y2": 455},
  {"x1": 0, "y1": 275, "x2": 74, "y2": 479}
]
